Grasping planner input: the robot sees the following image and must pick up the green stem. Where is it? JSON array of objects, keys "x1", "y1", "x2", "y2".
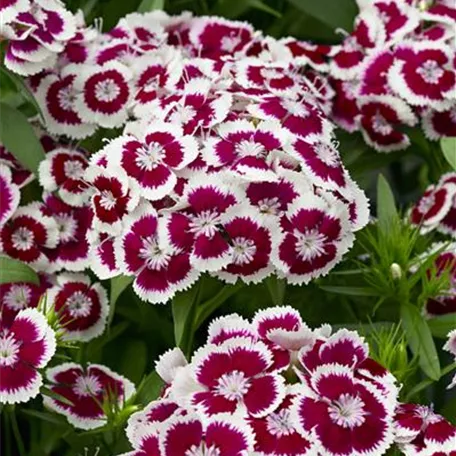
[
  {"x1": 9, "y1": 407, "x2": 26, "y2": 456},
  {"x1": 4, "y1": 409, "x2": 12, "y2": 456},
  {"x1": 405, "y1": 362, "x2": 456, "y2": 401},
  {"x1": 194, "y1": 281, "x2": 245, "y2": 330}
]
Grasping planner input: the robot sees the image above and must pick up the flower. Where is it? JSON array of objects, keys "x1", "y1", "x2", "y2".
[
  {"x1": 1, "y1": 202, "x2": 59, "y2": 271},
  {"x1": 38, "y1": 147, "x2": 91, "y2": 207},
  {"x1": 292, "y1": 364, "x2": 395, "y2": 456},
  {"x1": 46, "y1": 273, "x2": 108, "y2": 342},
  {"x1": 0, "y1": 164, "x2": 20, "y2": 228},
  {"x1": 115, "y1": 205, "x2": 198, "y2": 304},
  {"x1": 394, "y1": 403, "x2": 456, "y2": 455},
  {"x1": 444, "y1": 330, "x2": 456, "y2": 389},
  {"x1": 3, "y1": 0, "x2": 76, "y2": 76},
  {"x1": 43, "y1": 362, "x2": 135, "y2": 430},
  {"x1": 0, "y1": 308, "x2": 56, "y2": 404},
  {"x1": 171, "y1": 337, "x2": 286, "y2": 418}
]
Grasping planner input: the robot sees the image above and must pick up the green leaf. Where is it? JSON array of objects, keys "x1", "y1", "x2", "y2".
[
  {"x1": 0, "y1": 67, "x2": 44, "y2": 122},
  {"x1": 401, "y1": 303, "x2": 441, "y2": 381},
  {"x1": 0, "y1": 255, "x2": 39, "y2": 285},
  {"x1": 136, "y1": 371, "x2": 164, "y2": 404},
  {"x1": 377, "y1": 174, "x2": 398, "y2": 234},
  {"x1": 0, "y1": 103, "x2": 46, "y2": 175},
  {"x1": 109, "y1": 275, "x2": 133, "y2": 326},
  {"x1": 172, "y1": 283, "x2": 200, "y2": 353},
  {"x1": 211, "y1": 0, "x2": 281, "y2": 18},
  {"x1": 138, "y1": 0, "x2": 164, "y2": 13},
  {"x1": 427, "y1": 313, "x2": 456, "y2": 339},
  {"x1": 285, "y1": 0, "x2": 357, "y2": 31},
  {"x1": 41, "y1": 386, "x2": 75, "y2": 407},
  {"x1": 22, "y1": 409, "x2": 68, "y2": 426},
  {"x1": 195, "y1": 281, "x2": 245, "y2": 329},
  {"x1": 119, "y1": 339, "x2": 147, "y2": 384},
  {"x1": 441, "y1": 137, "x2": 456, "y2": 171},
  {"x1": 319, "y1": 285, "x2": 381, "y2": 297},
  {"x1": 265, "y1": 275, "x2": 287, "y2": 305}
]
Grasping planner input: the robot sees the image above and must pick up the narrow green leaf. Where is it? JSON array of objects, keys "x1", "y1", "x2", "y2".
[
  {"x1": 319, "y1": 285, "x2": 381, "y2": 297},
  {"x1": 441, "y1": 137, "x2": 456, "y2": 171},
  {"x1": 212, "y1": 0, "x2": 280, "y2": 18},
  {"x1": 22, "y1": 409, "x2": 67, "y2": 426},
  {"x1": 377, "y1": 174, "x2": 398, "y2": 234},
  {"x1": 427, "y1": 313, "x2": 456, "y2": 339},
  {"x1": 401, "y1": 303, "x2": 441, "y2": 381},
  {"x1": 0, "y1": 103, "x2": 46, "y2": 174},
  {"x1": 119, "y1": 339, "x2": 147, "y2": 384},
  {"x1": 136, "y1": 371, "x2": 164, "y2": 404},
  {"x1": 195, "y1": 281, "x2": 245, "y2": 329},
  {"x1": 265, "y1": 275, "x2": 287, "y2": 305},
  {"x1": 286, "y1": 0, "x2": 357, "y2": 31},
  {"x1": 172, "y1": 283, "x2": 200, "y2": 353},
  {"x1": 0, "y1": 255, "x2": 39, "y2": 285},
  {"x1": 0, "y1": 66, "x2": 44, "y2": 122},
  {"x1": 138, "y1": 0, "x2": 164, "y2": 13},
  {"x1": 40, "y1": 386, "x2": 75, "y2": 407},
  {"x1": 109, "y1": 275, "x2": 133, "y2": 326}
]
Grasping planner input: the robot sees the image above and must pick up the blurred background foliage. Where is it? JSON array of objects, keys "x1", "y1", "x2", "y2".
[{"x1": 1, "y1": 1, "x2": 455, "y2": 455}]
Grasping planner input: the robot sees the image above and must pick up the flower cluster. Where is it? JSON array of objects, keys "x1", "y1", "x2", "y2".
[
  {"x1": 0, "y1": 10, "x2": 370, "y2": 305},
  {"x1": 411, "y1": 172, "x2": 456, "y2": 237},
  {"x1": 395, "y1": 402, "x2": 456, "y2": 455},
  {"x1": 120, "y1": 306, "x2": 402, "y2": 456},
  {"x1": 325, "y1": 0, "x2": 456, "y2": 151}
]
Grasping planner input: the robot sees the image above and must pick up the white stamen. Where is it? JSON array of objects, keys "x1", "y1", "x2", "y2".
[
  {"x1": 94, "y1": 79, "x2": 120, "y2": 102},
  {"x1": 135, "y1": 142, "x2": 165, "y2": 171},
  {"x1": 99, "y1": 190, "x2": 117, "y2": 210},
  {"x1": 58, "y1": 86, "x2": 77, "y2": 111},
  {"x1": 188, "y1": 210, "x2": 220, "y2": 237},
  {"x1": 139, "y1": 236, "x2": 171, "y2": 270},
  {"x1": 258, "y1": 197, "x2": 281, "y2": 215},
  {"x1": 371, "y1": 113, "x2": 393, "y2": 136},
  {"x1": 266, "y1": 408, "x2": 295, "y2": 437},
  {"x1": 73, "y1": 374, "x2": 102, "y2": 397},
  {"x1": 329, "y1": 394, "x2": 367, "y2": 428},
  {"x1": 417, "y1": 60, "x2": 444, "y2": 85},
  {"x1": 186, "y1": 444, "x2": 221, "y2": 456},
  {"x1": 55, "y1": 214, "x2": 78, "y2": 243},
  {"x1": 0, "y1": 333, "x2": 21, "y2": 367},
  {"x1": 232, "y1": 237, "x2": 256, "y2": 265},
  {"x1": 64, "y1": 160, "x2": 85, "y2": 180},
  {"x1": 314, "y1": 142, "x2": 340, "y2": 167},
  {"x1": 66, "y1": 291, "x2": 92, "y2": 318},
  {"x1": 4, "y1": 285, "x2": 32, "y2": 311},
  {"x1": 295, "y1": 229, "x2": 327, "y2": 261},
  {"x1": 11, "y1": 227, "x2": 34, "y2": 251},
  {"x1": 215, "y1": 370, "x2": 250, "y2": 401},
  {"x1": 235, "y1": 139, "x2": 265, "y2": 157}
]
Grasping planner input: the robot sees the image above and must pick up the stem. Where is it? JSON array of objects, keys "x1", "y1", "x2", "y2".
[
  {"x1": 194, "y1": 281, "x2": 245, "y2": 330},
  {"x1": 9, "y1": 407, "x2": 26, "y2": 456},
  {"x1": 4, "y1": 409, "x2": 12, "y2": 456},
  {"x1": 405, "y1": 362, "x2": 456, "y2": 401}
]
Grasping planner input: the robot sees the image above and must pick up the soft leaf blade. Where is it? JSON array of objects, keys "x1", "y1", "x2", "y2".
[
  {"x1": 0, "y1": 103, "x2": 46, "y2": 174},
  {"x1": 441, "y1": 137, "x2": 456, "y2": 171},
  {"x1": 0, "y1": 255, "x2": 40, "y2": 285},
  {"x1": 401, "y1": 303, "x2": 441, "y2": 381}
]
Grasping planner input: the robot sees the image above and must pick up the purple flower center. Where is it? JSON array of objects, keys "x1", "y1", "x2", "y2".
[
  {"x1": 64, "y1": 160, "x2": 85, "y2": 180},
  {"x1": 136, "y1": 142, "x2": 165, "y2": 170},
  {"x1": 58, "y1": 87, "x2": 77, "y2": 111},
  {"x1": 186, "y1": 444, "x2": 221, "y2": 456},
  {"x1": 189, "y1": 210, "x2": 220, "y2": 237},
  {"x1": 372, "y1": 113, "x2": 393, "y2": 136},
  {"x1": 55, "y1": 213, "x2": 78, "y2": 243}
]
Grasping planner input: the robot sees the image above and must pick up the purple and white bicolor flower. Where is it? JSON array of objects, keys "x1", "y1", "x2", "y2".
[
  {"x1": 0, "y1": 164, "x2": 20, "y2": 228},
  {"x1": 0, "y1": 308, "x2": 56, "y2": 404}
]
